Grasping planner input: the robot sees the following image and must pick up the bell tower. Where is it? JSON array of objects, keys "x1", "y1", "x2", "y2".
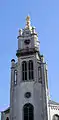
[
  {"x1": 10, "y1": 16, "x2": 48, "y2": 120},
  {"x1": 16, "y1": 16, "x2": 40, "y2": 57}
]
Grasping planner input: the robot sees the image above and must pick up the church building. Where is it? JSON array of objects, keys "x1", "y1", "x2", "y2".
[{"x1": 1, "y1": 16, "x2": 59, "y2": 120}]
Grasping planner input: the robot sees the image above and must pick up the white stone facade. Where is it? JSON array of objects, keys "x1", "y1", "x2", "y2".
[{"x1": 48, "y1": 100, "x2": 59, "y2": 120}]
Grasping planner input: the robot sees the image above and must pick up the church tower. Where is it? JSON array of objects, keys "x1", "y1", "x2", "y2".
[{"x1": 10, "y1": 16, "x2": 48, "y2": 120}]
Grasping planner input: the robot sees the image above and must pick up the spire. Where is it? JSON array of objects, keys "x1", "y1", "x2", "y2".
[{"x1": 25, "y1": 15, "x2": 31, "y2": 29}]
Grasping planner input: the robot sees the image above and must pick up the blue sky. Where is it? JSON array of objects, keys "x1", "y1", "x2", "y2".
[{"x1": 0, "y1": 0, "x2": 59, "y2": 111}]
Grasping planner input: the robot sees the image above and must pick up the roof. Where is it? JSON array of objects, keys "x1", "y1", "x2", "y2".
[
  {"x1": 1, "y1": 107, "x2": 10, "y2": 114},
  {"x1": 4, "y1": 107, "x2": 10, "y2": 114},
  {"x1": 49, "y1": 100, "x2": 59, "y2": 105}
]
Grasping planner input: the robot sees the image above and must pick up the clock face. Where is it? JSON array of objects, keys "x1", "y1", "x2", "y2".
[{"x1": 24, "y1": 39, "x2": 30, "y2": 44}]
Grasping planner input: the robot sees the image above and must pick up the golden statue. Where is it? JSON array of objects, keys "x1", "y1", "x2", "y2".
[{"x1": 25, "y1": 15, "x2": 31, "y2": 29}]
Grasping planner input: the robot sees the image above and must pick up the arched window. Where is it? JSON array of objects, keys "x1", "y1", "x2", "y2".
[
  {"x1": 6, "y1": 117, "x2": 9, "y2": 120},
  {"x1": 38, "y1": 66, "x2": 42, "y2": 80},
  {"x1": 22, "y1": 61, "x2": 27, "y2": 81},
  {"x1": 28, "y1": 60, "x2": 33, "y2": 80},
  {"x1": 14, "y1": 70, "x2": 17, "y2": 85},
  {"x1": 53, "y1": 114, "x2": 59, "y2": 120},
  {"x1": 23, "y1": 103, "x2": 34, "y2": 120}
]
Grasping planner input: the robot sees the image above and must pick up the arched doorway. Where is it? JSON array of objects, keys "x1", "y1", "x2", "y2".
[
  {"x1": 23, "y1": 103, "x2": 34, "y2": 120},
  {"x1": 53, "y1": 114, "x2": 59, "y2": 120}
]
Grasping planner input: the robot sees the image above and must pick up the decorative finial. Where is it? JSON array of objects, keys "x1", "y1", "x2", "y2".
[{"x1": 26, "y1": 15, "x2": 31, "y2": 29}]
